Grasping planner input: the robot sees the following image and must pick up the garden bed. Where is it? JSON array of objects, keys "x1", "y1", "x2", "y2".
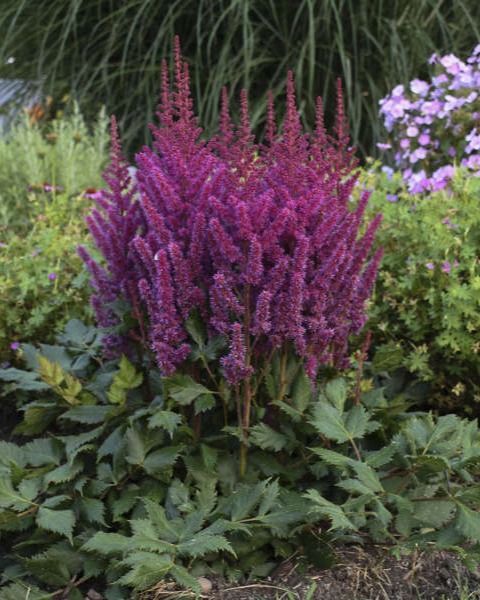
[{"x1": 142, "y1": 547, "x2": 480, "y2": 600}]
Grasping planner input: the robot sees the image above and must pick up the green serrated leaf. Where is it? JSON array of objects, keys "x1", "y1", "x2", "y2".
[
  {"x1": 324, "y1": 378, "x2": 348, "y2": 412},
  {"x1": 24, "y1": 438, "x2": 63, "y2": 467},
  {"x1": 23, "y1": 549, "x2": 72, "y2": 586},
  {"x1": 60, "y1": 405, "x2": 111, "y2": 424},
  {"x1": 125, "y1": 428, "x2": 146, "y2": 465},
  {"x1": 304, "y1": 489, "x2": 356, "y2": 531},
  {"x1": 0, "y1": 441, "x2": 26, "y2": 468},
  {"x1": 44, "y1": 459, "x2": 83, "y2": 485},
  {"x1": 36, "y1": 507, "x2": 75, "y2": 542},
  {"x1": 130, "y1": 519, "x2": 176, "y2": 553},
  {"x1": 142, "y1": 499, "x2": 179, "y2": 543},
  {"x1": 455, "y1": 502, "x2": 480, "y2": 542},
  {"x1": 0, "y1": 477, "x2": 34, "y2": 511},
  {"x1": 170, "y1": 564, "x2": 202, "y2": 593},
  {"x1": 143, "y1": 446, "x2": 182, "y2": 475},
  {"x1": 291, "y1": 368, "x2": 312, "y2": 413},
  {"x1": 165, "y1": 374, "x2": 213, "y2": 406},
  {"x1": 82, "y1": 531, "x2": 130, "y2": 555},
  {"x1": 79, "y1": 497, "x2": 106, "y2": 526},
  {"x1": 148, "y1": 410, "x2": 182, "y2": 437},
  {"x1": 249, "y1": 424, "x2": 288, "y2": 452},
  {"x1": 194, "y1": 393, "x2": 216, "y2": 414},
  {"x1": 117, "y1": 551, "x2": 173, "y2": 589}
]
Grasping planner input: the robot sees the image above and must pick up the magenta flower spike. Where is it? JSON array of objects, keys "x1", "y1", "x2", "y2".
[{"x1": 81, "y1": 37, "x2": 381, "y2": 384}]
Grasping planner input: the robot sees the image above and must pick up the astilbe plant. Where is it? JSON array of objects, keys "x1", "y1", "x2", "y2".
[{"x1": 81, "y1": 39, "x2": 382, "y2": 475}]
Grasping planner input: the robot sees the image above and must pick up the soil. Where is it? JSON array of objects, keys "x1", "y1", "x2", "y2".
[{"x1": 143, "y1": 545, "x2": 480, "y2": 600}]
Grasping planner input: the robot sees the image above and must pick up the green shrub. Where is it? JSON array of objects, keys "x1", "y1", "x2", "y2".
[
  {"x1": 0, "y1": 106, "x2": 108, "y2": 232},
  {"x1": 364, "y1": 166, "x2": 480, "y2": 408},
  {"x1": 0, "y1": 192, "x2": 94, "y2": 360},
  {"x1": 0, "y1": 107, "x2": 108, "y2": 358},
  {"x1": 0, "y1": 322, "x2": 479, "y2": 597}
]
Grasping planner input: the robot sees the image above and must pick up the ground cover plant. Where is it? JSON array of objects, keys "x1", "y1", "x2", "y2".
[
  {"x1": 378, "y1": 45, "x2": 480, "y2": 193},
  {"x1": 0, "y1": 107, "x2": 108, "y2": 359},
  {"x1": 363, "y1": 165, "x2": 480, "y2": 411},
  {"x1": 3, "y1": 1, "x2": 480, "y2": 156},
  {"x1": 1, "y1": 41, "x2": 480, "y2": 599}
]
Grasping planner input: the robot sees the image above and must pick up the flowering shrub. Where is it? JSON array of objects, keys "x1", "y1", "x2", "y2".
[
  {"x1": 80, "y1": 41, "x2": 382, "y2": 474},
  {"x1": 378, "y1": 45, "x2": 480, "y2": 193},
  {"x1": 362, "y1": 165, "x2": 480, "y2": 408},
  {"x1": 0, "y1": 192, "x2": 94, "y2": 360}
]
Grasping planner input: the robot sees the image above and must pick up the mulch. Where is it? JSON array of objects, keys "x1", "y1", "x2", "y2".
[{"x1": 143, "y1": 545, "x2": 480, "y2": 600}]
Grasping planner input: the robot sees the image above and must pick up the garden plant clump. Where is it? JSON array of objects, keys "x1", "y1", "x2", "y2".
[
  {"x1": 378, "y1": 45, "x2": 480, "y2": 193},
  {"x1": 1, "y1": 41, "x2": 480, "y2": 600},
  {"x1": 0, "y1": 106, "x2": 108, "y2": 359},
  {"x1": 363, "y1": 166, "x2": 480, "y2": 409}
]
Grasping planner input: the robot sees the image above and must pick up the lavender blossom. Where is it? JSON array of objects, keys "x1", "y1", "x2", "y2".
[{"x1": 378, "y1": 45, "x2": 480, "y2": 192}]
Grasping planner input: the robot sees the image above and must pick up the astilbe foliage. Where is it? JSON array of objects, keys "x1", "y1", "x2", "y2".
[{"x1": 81, "y1": 39, "x2": 382, "y2": 387}]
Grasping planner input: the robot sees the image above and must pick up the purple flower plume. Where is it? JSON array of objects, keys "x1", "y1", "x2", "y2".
[{"x1": 81, "y1": 37, "x2": 381, "y2": 382}]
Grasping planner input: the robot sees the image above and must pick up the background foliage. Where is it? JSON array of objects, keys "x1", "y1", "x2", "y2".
[
  {"x1": 2, "y1": 0, "x2": 480, "y2": 155},
  {"x1": 0, "y1": 106, "x2": 108, "y2": 232},
  {"x1": 0, "y1": 108, "x2": 108, "y2": 358},
  {"x1": 364, "y1": 166, "x2": 480, "y2": 410}
]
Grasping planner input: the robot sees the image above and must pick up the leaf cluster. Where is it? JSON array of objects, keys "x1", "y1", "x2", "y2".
[{"x1": 1, "y1": 321, "x2": 480, "y2": 597}]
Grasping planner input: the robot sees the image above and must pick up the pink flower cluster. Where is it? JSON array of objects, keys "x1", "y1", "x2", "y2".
[{"x1": 81, "y1": 40, "x2": 382, "y2": 382}]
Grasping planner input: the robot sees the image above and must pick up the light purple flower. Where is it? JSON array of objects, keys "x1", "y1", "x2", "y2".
[
  {"x1": 418, "y1": 133, "x2": 430, "y2": 146},
  {"x1": 441, "y1": 261, "x2": 451, "y2": 274},
  {"x1": 440, "y1": 54, "x2": 465, "y2": 75},
  {"x1": 381, "y1": 166, "x2": 394, "y2": 179},
  {"x1": 406, "y1": 126, "x2": 419, "y2": 137},
  {"x1": 10, "y1": 342, "x2": 20, "y2": 351},
  {"x1": 425, "y1": 262, "x2": 435, "y2": 270},
  {"x1": 48, "y1": 272, "x2": 57, "y2": 281},
  {"x1": 386, "y1": 193, "x2": 398, "y2": 202},
  {"x1": 410, "y1": 79, "x2": 429, "y2": 96}
]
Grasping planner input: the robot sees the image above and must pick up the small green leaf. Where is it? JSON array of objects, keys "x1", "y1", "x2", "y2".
[
  {"x1": 165, "y1": 374, "x2": 213, "y2": 406},
  {"x1": 82, "y1": 531, "x2": 130, "y2": 555},
  {"x1": 143, "y1": 446, "x2": 182, "y2": 475},
  {"x1": 249, "y1": 424, "x2": 288, "y2": 452},
  {"x1": 148, "y1": 410, "x2": 182, "y2": 437},
  {"x1": 79, "y1": 497, "x2": 106, "y2": 526},
  {"x1": 310, "y1": 403, "x2": 350, "y2": 443},
  {"x1": 125, "y1": 428, "x2": 146, "y2": 465},
  {"x1": 116, "y1": 355, "x2": 143, "y2": 389},
  {"x1": 36, "y1": 507, "x2": 75, "y2": 542},
  {"x1": 194, "y1": 393, "x2": 216, "y2": 414},
  {"x1": 324, "y1": 378, "x2": 348, "y2": 412},
  {"x1": 455, "y1": 502, "x2": 480, "y2": 542},
  {"x1": 304, "y1": 489, "x2": 356, "y2": 531},
  {"x1": 170, "y1": 564, "x2": 202, "y2": 594},
  {"x1": 24, "y1": 438, "x2": 63, "y2": 466},
  {"x1": 291, "y1": 368, "x2": 312, "y2": 413},
  {"x1": 60, "y1": 405, "x2": 111, "y2": 424}
]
